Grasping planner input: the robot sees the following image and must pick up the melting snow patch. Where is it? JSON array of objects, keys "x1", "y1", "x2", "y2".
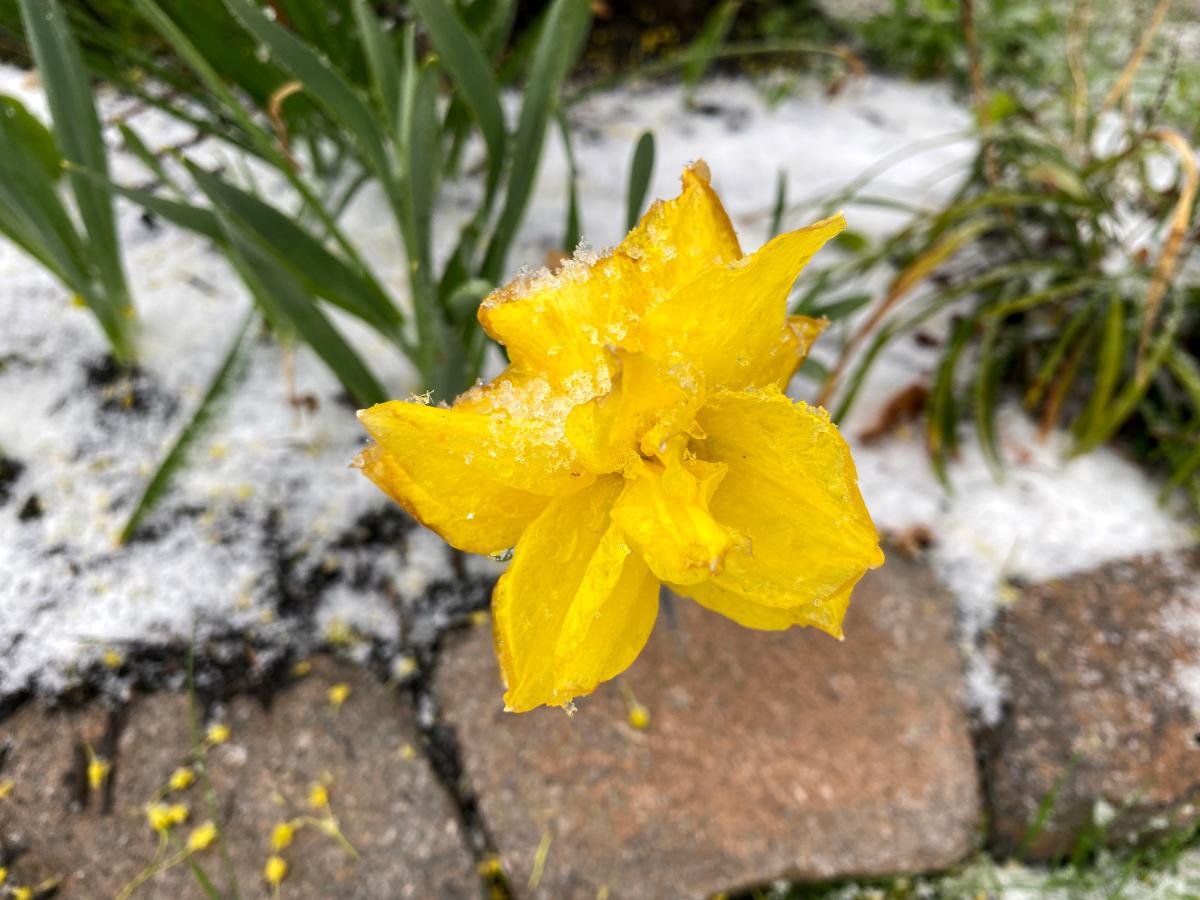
[{"x1": 851, "y1": 408, "x2": 1194, "y2": 722}]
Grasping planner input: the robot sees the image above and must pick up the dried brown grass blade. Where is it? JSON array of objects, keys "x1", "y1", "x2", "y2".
[
  {"x1": 1101, "y1": 0, "x2": 1171, "y2": 113},
  {"x1": 268, "y1": 79, "x2": 304, "y2": 170},
  {"x1": 1137, "y1": 127, "x2": 1197, "y2": 379}
]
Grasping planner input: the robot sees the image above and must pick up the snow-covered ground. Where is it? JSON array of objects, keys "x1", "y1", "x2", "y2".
[{"x1": 0, "y1": 67, "x2": 1193, "y2": 714}]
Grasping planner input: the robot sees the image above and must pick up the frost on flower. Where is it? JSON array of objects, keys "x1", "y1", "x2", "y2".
[{"x1": 355, "y1": 162, "x2": 883, "y2": 712}]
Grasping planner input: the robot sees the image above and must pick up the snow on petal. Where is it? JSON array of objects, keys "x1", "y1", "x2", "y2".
[
  {"x1": 477, "y1": 163, "x2": 741, "y2": 382},
  {"x1": 634, "y1": 216, "x2": 845, "y2": 391}
]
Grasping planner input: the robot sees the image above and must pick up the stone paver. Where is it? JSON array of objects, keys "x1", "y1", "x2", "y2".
[
  {"x1": 437, "y1": 552, "x2": 980, "y2": 899},
  {"x1": 0, "y1": 657, "x2": 477, "y2": 898},
  {"x1": 984, "y1": 551, "x2": 1200, "y2": 859}
]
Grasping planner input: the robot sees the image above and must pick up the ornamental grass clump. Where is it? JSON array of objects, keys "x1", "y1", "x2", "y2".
[{"x1": 356, "y1": 163, "x2": 883, "y2": 712}]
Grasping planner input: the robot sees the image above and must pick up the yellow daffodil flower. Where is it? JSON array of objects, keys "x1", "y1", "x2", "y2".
[{"x1": 356, "y1": 163, "x2": 883, "y2": 712}]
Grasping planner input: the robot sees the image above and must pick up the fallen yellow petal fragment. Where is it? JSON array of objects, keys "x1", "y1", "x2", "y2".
[
  {"x1": 271, "y1": 821, "x2": 296, "y2": 851},
  {"x1": 187, "y1": 821, "x2": 218, "y2": 852},
  {"x1": 86, "y1": 754, "x2": 110, "y2": 791},
  {"x1": 264, "y1": 855, "x2": 288, "y2": 886},
  {"x1": 356, "y1": 162, "x2": 883, "y2": 712},
  {"x1": 327, "y1": 682, "x2": 351, "y2": 709},
  {"x1": 205, "y1": 722, "x2": 230, "y2": 745},
  {"x1": 146, "y1": 803, "x2": 174, "y2": 833},
  {"x1": 308, "y1": 782, "x2": 329, "y2": 809}
]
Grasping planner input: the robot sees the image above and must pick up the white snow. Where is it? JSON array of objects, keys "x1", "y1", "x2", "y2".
[{"x1": 0, "y1": 66, "x2": 1194, "y2": 714}]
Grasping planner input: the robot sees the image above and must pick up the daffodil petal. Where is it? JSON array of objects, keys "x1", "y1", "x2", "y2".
[
  {"x1": 356, "y1": 395, "x2": 593, "y2": 555},
  {"x1": 478, "y1": 164, "x2": 741, "y2": 382},
  {"x1": 610, "y1": 457, "x2": 737, "y2": 585},
  {"x1": 676, "y1": 578, "x2": 855, "y2": 638},
  {"x1": 553, "y1": 528, "x2": 659, "y2": 699},
  {"x1": 359, "y1": 395, "x2": 588, "y2": 495},
  {"x1": 757, "y1": 315, "x2": 829, "y2": 389},
  {"x1": 636, "y1": 215, "x2": 844, "y2": 391},
  {"x1": 616, "y1": 162, "x2": 742, "y2": 288},
  {"x1": 353, "y1": 444, "x2": 546, "y2": 555},
  {"x1": 565, "y1": 350, "x2": 703, "y2": 475},
  {"x1": 494, "y1": 476, "x2": 656, "y2": 711},
  {"x1": 673, "y1": 387, "x2": 882, "y2": 635}
]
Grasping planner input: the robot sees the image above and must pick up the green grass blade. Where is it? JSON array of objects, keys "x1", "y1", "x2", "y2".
[
  {"x1": 220, "y1": 0, "x2": 392, "y2": 182},
  {"x1": 1021, "y1": 294, "x2": 1099, "y2": 411},
  {"x1": 0, "y1": 94, "x2": 60, "y2": 182},
  {"x1": 185, "y1": 162, "x2": 404, "y2": 338},
  {"x1": 69, "y1": 160, "x2": 221, "y2": 238},
  {"x1": 408, "y1": 61, "x2": 441, "y2": 275},
  {"x1": 116, "y1": 122, "x2": 179, "y2": 191},
  {"x1": 1164, "y1": 347, "x2": 1200, "y2": 411},
  {"x1": 806, "y1": 293, "x2": 872, "y2": 322},
  {"x1": 682, "y1": 0, "x2": 740, "y2": 91},
  {"x1": 217, "y1": 214, "x2": 387, "y2": 407},
  {"x1": 1072, "y1": 293, "x2": 1125, "y2": 441},
  {"x1": 768, "y1": 169, "x2": 787, "y2": 239},
  {"x1": 18, "y1": 0, "x2": 133, "y2": 358},
  {"x1": 0, "y1": 98, "x2": 91, "y2": 288},
  {"x1": 927, "y1": 312, "x2": 977, "y2": 484},
  {"x1": 625, "y1": 130, "x2": 655, "y2": 232},
  {"x1": 482, "y1": 0, "x2": 591, "y2": 281},
  {"x1": 184, "y1": 858, "x2": 222, "y2": 900},
  {"x1": 973, "y1": 320, "x2": 1005, "y2": 476},
  {"x1": 1162, "y1": 443, "x2": 1200, "y2": 497},
  {"x1": 409, "y1": 0, "x2": 506, "y2": 177},
  {"x1": 556, "y1": 109, "x2": 581, "y2": 252},
  {"x1": 351, "y1": 0, "x2": 402, "y2": 135},
  {"x1": 119, "y1": 309, "x2": 253, "y2": 545},
  {"x1": 1075, "y1": 292, "x2": 1185, "y2": 454},
  {"x1": 130, "y1": 0, "x2": 279, "y2": 164}
]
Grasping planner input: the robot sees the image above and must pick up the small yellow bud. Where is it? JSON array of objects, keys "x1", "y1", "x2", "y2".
[
  {"x1": 206, "y1": 722, "x2": 230, "y2": 744},
  {"x1": 394, "y1": 656, "x2": 418, "y2": 678},
  {"x1": 308, "y1": 782, "x2": 329, "y2": 809},
  {"x1": 0, "y1": 866, "x2": 7, "y2": 884},
  {"x1": 167, "y1": 803, "x2": 190, "y2": 825},
  {"x1": 102, "y1": 649, "x2": 124, "y2": 669},
  {"x1": 146, "y1": 803, "x2": 174, "y2": 832},
  {"x1": 627, "y1": 703, "x2": 650, "y2": 730},
  {"x1": 187, "y1": 821, "x2": 218, "y2": 852},
  {"x1": 291, "y1": 660, "x2": 312, "y2": 677},
  {"x1": 13, "y1": 886, "x2": 32, "y2": 900},
  {"x1": 0, "y1": 778, "x2": 14, "y2": 799},
  {"x1": 168, "y1": 767, "x2": 195, "y2": 791},
  {"x1": 87, "y1": 756, "x2": 110, "y2": 791},
  {"x1": 325, "y1": 619, "x2": 353, "y2": 646},
  {"x1": 264, "y1": 855, "x2": 288, "y2": 885},
  {"x1": 327, "y1": 683, "x2": 351, "y2": 709},
  {"x1": 270, "y1": 821, "x2": 295, "y2": 851},
  {"x1": 477, "y1": 855, "x2": 503, "y2": 877}
]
